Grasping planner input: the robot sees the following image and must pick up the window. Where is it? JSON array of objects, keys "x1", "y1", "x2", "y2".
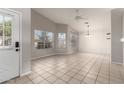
[
  {"x1": 34, "y1": 30, "x2": 54, "y2": 49},
  {"x1": 58, "y1": 33, "x2": 66, "y2": 48},
  {"x1": 0, "y1": 15, "x2": 12, "y2": 48},
  {"x1": 45, "y1": 32, "x2": 54, "y2": 48},
  {"x1": 34, "y1": 30, "x2": 45, "y2": 49}
]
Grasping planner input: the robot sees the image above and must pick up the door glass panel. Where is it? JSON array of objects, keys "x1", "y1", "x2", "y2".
[
  {"x1": 0, "y1": 14, "x2": 12, "y2": 48},
  {"x1": 4, "y1": 16, "x2": 12, "y2": 46},
  {"x1": 0, "y1": 26, "x2": 3, "y2": 46},
  {"x1": 0, "y1": 15, "x2": 3, "y2": 46}
]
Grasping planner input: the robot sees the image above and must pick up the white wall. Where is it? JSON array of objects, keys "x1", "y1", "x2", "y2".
[
  {"x1": 79, "y1": 11, "x2": 111, "y2": 54},
  {"x1": 31, "y1": 9, "x2": 79, "y2": 59},
  {"x1": 111, "y1": 9, "x2": 123, "y2": 64},
  {"x1": 55, "y1": 24, "x2": 79, "y2": 54},
  {"x1": 11, "y1": 8, "x2": 31, "y2": 75},
  {"x1": 67, "y1": 27, "x2": 79, "y2": 54},
  {"x1": 31, "y1": 9, "x2": 57, "y2": 59}
]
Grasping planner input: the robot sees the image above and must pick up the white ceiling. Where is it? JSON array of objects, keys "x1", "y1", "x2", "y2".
[{"x1": 33, "y1": 8, "x2": 111, "y2": 32}]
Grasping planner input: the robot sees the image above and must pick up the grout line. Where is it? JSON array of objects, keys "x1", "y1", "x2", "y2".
[
  {"x1": 4, "y1": 53, "x2": 117, "y2": 84},
  {"x1": 80, "y1": 55, "x2": 100, "y2": 84},
  {"x1": 66, "y1": 55, "x2": 97, "y2": 83},
  {"x1": 55, "y1": 54, "x2": 97, "y2": 83},
  {"x1": 95, "y1": 55, "x2": 105, "y2": 83},
  {"x1": 108, "y1": 55, "x2": 110, "y2": 84},
  {"x1": 26, "y1": 75, "x2": 34, "y2": 84},
  {"x1": 53, "y1": 55, "x2": 94, "y2": 83}
]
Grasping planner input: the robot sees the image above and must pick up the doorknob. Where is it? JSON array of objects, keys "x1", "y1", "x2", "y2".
[{"x1": 15, "y1": 42, "x2": 20, "y2": 52}]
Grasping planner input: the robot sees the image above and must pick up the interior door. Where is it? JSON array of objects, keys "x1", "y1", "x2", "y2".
[{"x1": 0, "y1": 9, "x2": 20, "y2": 83}]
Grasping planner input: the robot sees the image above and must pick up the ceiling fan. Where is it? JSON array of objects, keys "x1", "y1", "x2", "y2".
[{"x1": 75, "y1": 9, "x2": 87, "y2": 21}]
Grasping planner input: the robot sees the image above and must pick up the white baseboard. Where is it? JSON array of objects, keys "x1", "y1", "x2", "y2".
[
  {"x1": 55, "y1": 52, "x2": 68, "y2": 55},
  {"x1": 32, "y1": 53, "x2": 56, "y2": 61},
  {"x1": 79, "y1": 51, "x2": 111, "y2": 55},
  {"x1": 32, "y1": 52, "x2": 77, "y2": 61},
  {"x1": 20, "y1": 71, "x2": 32, "y2": 76},
  {"x1": 112, "y1": 61, "x2": 123, "y2": 65}
]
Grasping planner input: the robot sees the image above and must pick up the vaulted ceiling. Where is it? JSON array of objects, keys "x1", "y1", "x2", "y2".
[{"x1": 33, "y1": 8, "x2": 111, "y2": 32}]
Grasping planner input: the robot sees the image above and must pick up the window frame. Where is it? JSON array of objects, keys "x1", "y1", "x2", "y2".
[{"x1": 34, "y1": 29, "x2": 54, "y2": 49}]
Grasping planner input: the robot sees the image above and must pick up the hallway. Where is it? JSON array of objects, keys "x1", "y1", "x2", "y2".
[{"x1": 4, "y1": 53, "x2": 124, "y2": 84}]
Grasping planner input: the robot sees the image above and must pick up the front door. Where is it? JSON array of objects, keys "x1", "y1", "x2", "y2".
[{"x1": 0, "y1": 9, "x2": 20, "y2": 83}]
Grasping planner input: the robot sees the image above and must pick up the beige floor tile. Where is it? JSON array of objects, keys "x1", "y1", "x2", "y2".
[
  {"x1": 65, "y1": 71, "x2": 76, "y2": 77},
  {"x1": 32, "y1": 67, "x2": 42, "y2": 72},
  {"x1": 68, "y1": 78, "x2": 81, "y2": 84},
  {"x1": 25, "y1": 81, "x2": 33, "y2": 84},
  {"x1": 32, "y1": 76, "x2": 44, "y2": 84},
  {"x1": 15, "y1": 76, "x2": 31, "y2": 84},
  {"x1": 88, "y1": 71, "x2": 98, "y2": 76},
  {"x1": 98, "y1": 73, "x2": 109, "y2": 78},
  {"x1": 70, "y1": 68, "x2": 80, "y2": 73},
  {"x1": 36, "y1": 70, "x2": 47, "y2": 75},
  {"x1": 54, "y1": 72, "x2": 65, "y2": 77},
  {"x1": 77, "y1": 70, "x2": 87, "y2": 76},
  {"x1": 110, "y1": 77, "x2": 123, "y2": 84},
  {"x1": 48, "y1": 70, "x2": 58, "y2": 74},
  {"x1": 4, "y1": 53, "x2": 124, "y2": 84},
  {"x1": 99, "y1": 71, "x2": 109, "y2": 75},
  {"x1": 83, "y1": 77, "x2": 96, "y2": 84},
  {"x1": 46, "y1": 75, "x2": 58, "y2": 83},
  {"x1": 41, "y1": 72, "x2": 52, "y2": 79},
  {"x1": 110, "y1": 80, "x2": 123, "y2": 84},
  {"x1": 96, "y1": 81, "x2": 106, "y2": 84},
  {"x1": 27, "y1": 72, "x2": 39, "y2": 80},
  {"x1": 38, "y1": 79, "x2": 51, "y2": 84},
  {"x1": 4, "y1": 79, "x2": 16, "y2": 84},
  {"x1": 110, "y1": 73, "x2": 122, "y2": 79},
  {"x1": 96, "y1": 76, "x2": 109, "y2": 84},
  {"x1": 54, "y1": 79, "x2": 66, "y2": 84},
  {"x1": 73, "y1": 74, "x2": 85, "y2": 81},
  {"x1": 60, "y1": 75, "x2": 72, "y2": 82},
  {"x1": 86, "y1": 74, "x2": 97, "y2": 79},
  {"x1": 80, "y1": 81, "x2": 86, "y2": 84}
]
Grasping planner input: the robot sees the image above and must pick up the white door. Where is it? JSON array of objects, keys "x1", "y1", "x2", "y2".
[{"x1": 0, "y1": 9, "x2": 20, "y2": 83}]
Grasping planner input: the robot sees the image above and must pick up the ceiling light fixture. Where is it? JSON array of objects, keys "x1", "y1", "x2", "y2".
[{"x1": 85, "y1": 25, "x2": 92, "y2": 37}]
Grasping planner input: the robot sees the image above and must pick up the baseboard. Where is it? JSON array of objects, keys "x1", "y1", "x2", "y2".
[
  {"x1": 78, "y1": 51, "x2": 110, "y2": 55},
  {"x1": 112, "y1": 61, "x2": 123, "y2": 65},
  {"x1": 32, "y1": 52, "x2": 77, "y2": 61},
  {"x1": 32, "y1": 53, "x2": 56, "y2": 61},
  {"x1": 20, "y1": 71, "x2": 32, "y2": 76},
  {"x1": 55, "y1": 52, "x2": 68, "y2": 55}
]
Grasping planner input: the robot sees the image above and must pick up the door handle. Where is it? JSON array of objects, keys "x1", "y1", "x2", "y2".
[
  {"x1": 15, "y1": 42, "x2": 20, "y2": 52},
  {"x1": 15, "y1": 42, "x2": 20, "y2": 48}
]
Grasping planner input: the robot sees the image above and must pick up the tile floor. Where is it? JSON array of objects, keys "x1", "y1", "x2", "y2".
[{"x1": 3, "y1": 53, "x2": 124, "y2": 84}]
